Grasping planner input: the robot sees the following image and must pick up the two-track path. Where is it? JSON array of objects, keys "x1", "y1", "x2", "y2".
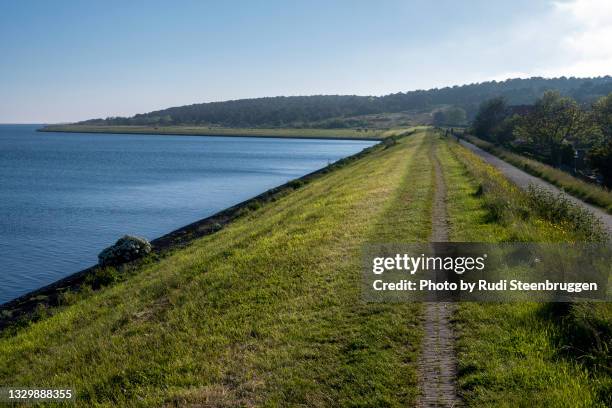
[{"x1": 460, "y1": 139, "x2": 612, "y2": 237}]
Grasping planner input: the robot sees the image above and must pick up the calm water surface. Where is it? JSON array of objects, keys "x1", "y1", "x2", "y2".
[{"x1": 0, "y1": 125, "x2": 375, "y2": 303}]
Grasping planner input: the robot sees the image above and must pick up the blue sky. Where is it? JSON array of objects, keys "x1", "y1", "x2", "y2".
[{"x1": 1, "y1": 0, "x2": 611, "y2": 123}]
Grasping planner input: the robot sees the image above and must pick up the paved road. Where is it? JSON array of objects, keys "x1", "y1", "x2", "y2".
[{"x1": 460, "y1": 139, "x2": 612, "y2": 237}]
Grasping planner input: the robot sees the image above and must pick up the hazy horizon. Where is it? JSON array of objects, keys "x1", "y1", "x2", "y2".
[{"x1": 2, "y1": 0, "x2": 612, "y2": 123}]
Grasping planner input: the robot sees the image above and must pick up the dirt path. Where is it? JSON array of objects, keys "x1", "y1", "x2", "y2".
[
  {"x1": 416, "y1": 140, "x2": 460, "y2": 407},
  {"x1": 460, "y1": 139, "x2": 612, "y2": 237}
]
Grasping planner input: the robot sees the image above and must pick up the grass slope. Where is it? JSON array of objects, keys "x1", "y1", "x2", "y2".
[
  {"x1": 38, "y1": 125, "x2": 390, "y2": 140},
  {"x1": 0, "y1": 130, "x2": 435, "y2": 406},
  {"x1": 464, "y1": 134, "x2": 612, "y2": 214}
]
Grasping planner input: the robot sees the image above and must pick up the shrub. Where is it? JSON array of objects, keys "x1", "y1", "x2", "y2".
[
  {"x1": 526, "y1": 185, "x2": 608, "y2": 242},
  {"x1": 98, "y1": 235, "x2": 152, "y2": 267},
  {"x1": 85, "y1": 267, "x2": 120, "y2": 289},
  {"x1": 383, "y1": 137, "x2": 398, "y2": 149},
  {"x1": 246, "y1": 200, "x2": 263, "y2": 211},
  {"x1": 288, "y1": 179, "x2": 305, "y2": 189}
]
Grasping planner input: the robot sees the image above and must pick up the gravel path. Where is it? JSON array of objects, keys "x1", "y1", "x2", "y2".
[
  {"x1": 416, "y1": 142, "x2": 460, "y2": 408},
  {"x1": 460, "y1": 139, "x2": 612, "y2": 236}
]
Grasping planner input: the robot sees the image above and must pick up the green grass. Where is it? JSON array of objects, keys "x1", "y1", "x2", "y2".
[
  {"x1": 0, "y1": 130, "x2": 436, "y2": 406},
  {"x1": 464, "y1": 134, "x2": 612, "y2": 214},
  {"x1": 1, "y1": 129, "x2": 609, "y2": 407},
  {"x1": 38, "y1": 125, "x2": 390, "y2": 140},
  {"x1": 437, "y1": 136, "x2": 611, "y2": 407}
]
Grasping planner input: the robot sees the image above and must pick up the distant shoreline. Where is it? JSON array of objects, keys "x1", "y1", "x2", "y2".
[{"x1": 38, "y1": 125, "x2": 385, "y2": 141}]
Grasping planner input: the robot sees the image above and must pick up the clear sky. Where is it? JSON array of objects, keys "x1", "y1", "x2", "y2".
[{"x1": 1, "y1": 0, "x2": 611, "y2": 123}]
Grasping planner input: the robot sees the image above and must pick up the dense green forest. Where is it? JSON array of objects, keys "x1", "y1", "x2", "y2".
[{"x1": 80, "y1": 77, "x2": 612, "y2": 128}]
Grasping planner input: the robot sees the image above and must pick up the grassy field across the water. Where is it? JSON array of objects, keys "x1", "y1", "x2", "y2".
[{"x1": 38, "y1": 124, "x2": 396, "y2": 140}]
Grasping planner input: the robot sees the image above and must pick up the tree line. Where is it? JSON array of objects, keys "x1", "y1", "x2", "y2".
[
  {"x1": 80, "y1": 77, "x2": 612, "y2": 128},
  {"x1": 471, "y1": 91, "x2": 612, "y2": 187}
]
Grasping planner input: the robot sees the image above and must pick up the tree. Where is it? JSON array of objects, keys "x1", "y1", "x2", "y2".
[
  {"x1": 515, "y1": 91, "x2": 592, "y2": 165},
  {"x1": 445, "y1": 107, "x2": 467, "y2": 125},
  {"x1": 471, "y1": 97, "x2": 507, "y2": 141},
  {"x1": 495, "y1": 114, "x2": 522, "y2": 144},
  {"x1": 592, "y1": 93, "x2": 612, "y2": 136},
  {"x1": 432, "y1": 111, "x2": 446, "y2": 126},
  {"x1": 588, "y1": 93, "x2": 612, "y2": 187},
  {"x1": 587, "y1": 140, "x2": 612, "y2": 187},
  {"x1": 433, "y1": 107, "x2": 466, "y2": 126},
  {"x1": 75, "y1": 77, "x2": 612, "y2": 128}
]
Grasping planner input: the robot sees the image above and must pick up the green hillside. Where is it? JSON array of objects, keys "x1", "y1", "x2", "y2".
[{"x1": 47, "y1": 77, "x2": 612, "y2": 128}]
